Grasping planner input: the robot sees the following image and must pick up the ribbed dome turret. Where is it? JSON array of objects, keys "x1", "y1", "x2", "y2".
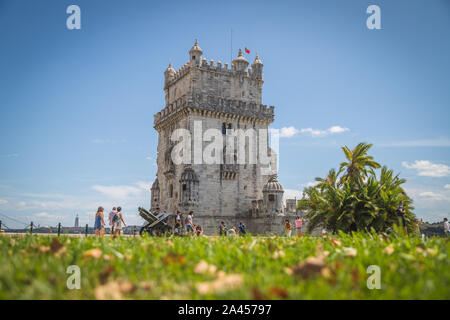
[
  {"x1": 180, "y1": 167, "x2": 199, "y2": 182},
  {"x1": 232, "y1": 48, "x2": 249, "y2": 64},
  {"x1": 189, "y1": 39, "x2": 203, "y2": 55},
  {"x1": 252, "y1": 52, "x2": 263, "y2": 66},
  {"x1": 263, "y1": 174, "x2": 284, "y2": 192}
]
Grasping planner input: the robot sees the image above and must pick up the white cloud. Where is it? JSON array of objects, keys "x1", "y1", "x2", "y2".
[
  {"x1": 35, "y1": 212, "x2": 65, "y2": 219},
  {"x1": 135, "y1": 181, "x2": 151, "y2": 190},
  {"x1": 283, "y1": 189, "x2": 303, "y2": 202},
  {"x1": 327, "y1": 126, "x2": 349, "y2": 134},
  {"x1": 0, "y1": 199, "x2": 8, "y2": 205},
  {"x1": 146, "y1": 156, "x2": 153, "y2": 161},
  {"x1": 402, "y1": 160, "x2": 450, "y2": 177},
  {"x1": 418, "y1": 192, "x2": 448, "y2": 201},
  {"x1": 301, "y1": 126, "x2": 349, "y2": 137},
  {"x1": 279, "y1": 127, "x2": 300, "y2": 138},
  {"x1": 92, "y1": 185, "x2": 142, "y2": 199},
  {"x1": 301, "y1": 181, "x2": 319, "y2": 188},
  {"x1": 445, "y1": 184, "x2": 450, "y2": 189},
  {"x1": 299, "y1": 128, "x2": 326, "y2": 136},
  {"x1": 273, "y1": 126, "x2": 349, "y2": 138}
]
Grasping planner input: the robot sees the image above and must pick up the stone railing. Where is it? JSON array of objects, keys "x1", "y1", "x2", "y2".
[{"x1": 221, "y1": 163, "x2": 239, "y2": 180}]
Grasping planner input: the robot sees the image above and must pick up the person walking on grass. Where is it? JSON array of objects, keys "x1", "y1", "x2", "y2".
[
  {"x1": 218, "y1": 220, "x2": 227, "y2": 236},
  {"x1": 396, "y1": 200, "x2": 407, "y2": 235},
  {"x1": 94, "y1": 206, "x2": 105, "y2": 237},
  {"x1": 185, "y1": 211, "x2": 194, "y2": 235},
  {"x1": 284, "y1": 219, "x2": 292, "y2": 237},
  {"x1": 238, "y1": 222, "x2": 247, "y2": 235},
  {"x1": 444, "y1": 218, "x2": 449, "y2": 237},
  {"x1": 174, "y1": 210, "x2": 183, "y2": 235},
  {"x1": 112, "y1": 207, "x2": 126, "y2": 236},
  {"x1": 108, "y1": 207, "x2": 117, "y2": 234},
  {"x1": 295, "y1": 216, "x2": 303, "y2": 236}
]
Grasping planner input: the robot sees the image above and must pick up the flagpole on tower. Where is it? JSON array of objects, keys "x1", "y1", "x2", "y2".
[{"x1": 230, "y1": 28, "x2": 233, "y2": 63}]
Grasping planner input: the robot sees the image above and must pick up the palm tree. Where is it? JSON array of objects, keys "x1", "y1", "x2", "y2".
[
  {"x1": 299, "y1": 143, "x2": 417, "y2": 234},
  {"x1": 340, "y1": 142, "x2": 381, "y2": 186},
  {"x1": 315, "y1": 168, "x2": 343, "y2": 190}
]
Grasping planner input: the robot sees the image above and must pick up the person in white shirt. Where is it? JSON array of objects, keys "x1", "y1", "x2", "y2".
[
  {"x1": 108, "y1": 207, "x2": 117, "y2": 234},
  {"x1": 174, "y1": 210, "x2": 182, "y2": 234},
  {"x1": 444, "y1": 218, "x2": 449, "y2": 237},
  {"x1": 186, "y1": 211, "x2": 194, "y2": 235}
]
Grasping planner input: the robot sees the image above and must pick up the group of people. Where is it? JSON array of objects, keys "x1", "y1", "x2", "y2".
[
  {"x1": 218, "y1": 220, "x2": 247, "y2": 236},
  {"x1": 94, "y1": 200, "x2": 450, "y2": 238},
  {"x1": 284, "y1": 216, "x2": 304, "y2": 237},
  {"x1": 170, "y1": 210, "x2": 203, "y2": 236},
  {"x1": 170, "y1": 209, "x2": 249, "y2": 237},
  {"x1": 94, "y1": 206, "x2": 126, "y2": 237}
]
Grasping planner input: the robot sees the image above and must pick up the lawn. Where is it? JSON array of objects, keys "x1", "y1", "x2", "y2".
[{"x1": 0, "y1": 232, "x2": 449, "y2": 299}]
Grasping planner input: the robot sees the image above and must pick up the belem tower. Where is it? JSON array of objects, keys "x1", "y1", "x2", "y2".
[{"x1": 150, "y1": 40, "x2": 299, "y2": 234}]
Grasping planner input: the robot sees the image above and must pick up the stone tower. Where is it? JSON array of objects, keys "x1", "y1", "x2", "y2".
[{"x1": 151, "y1": 40, "x2": 288, "y2": 234}]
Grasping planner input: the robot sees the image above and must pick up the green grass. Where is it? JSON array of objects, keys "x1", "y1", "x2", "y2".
[{"x1": 0, "y1": 232, "x2": 449, "y2": 299}]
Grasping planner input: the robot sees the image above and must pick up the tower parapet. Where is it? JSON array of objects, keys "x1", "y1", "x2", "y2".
[
  {"x1": 154, "y1": 93, "x2": 274, "y2": 129},
  {"x1": 156, "y1": 40, "x2": 270, "y2": 130}
]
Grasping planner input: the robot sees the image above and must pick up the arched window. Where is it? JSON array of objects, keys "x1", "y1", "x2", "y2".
[{"x1": 169, "y1": 184, "x2": 173, "y2": 198}]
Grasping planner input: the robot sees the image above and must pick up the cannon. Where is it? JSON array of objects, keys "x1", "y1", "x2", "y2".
[{"x1": 138, "y1": 207, "x2": 173, "y2": 236}]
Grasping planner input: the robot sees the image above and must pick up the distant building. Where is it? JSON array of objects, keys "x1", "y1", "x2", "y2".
[{"x1": 74, "y1": 214, "x2": 79, "y2": 228}]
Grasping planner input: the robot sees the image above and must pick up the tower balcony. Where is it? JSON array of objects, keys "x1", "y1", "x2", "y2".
[
  {"x1": 154, "y1": 93, "x2": 274, "y2": 129},
  {"x1": 221, "y1": 163, "x2": 239, "y2": 180}
]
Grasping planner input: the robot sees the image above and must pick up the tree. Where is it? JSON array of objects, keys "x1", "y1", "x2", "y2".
[
  {"x1": 298, "y1": 143, "x2": 417, "y2": 234},
  {"x1": 340, "y1": 142, "x2": 380, "y2": 186}
]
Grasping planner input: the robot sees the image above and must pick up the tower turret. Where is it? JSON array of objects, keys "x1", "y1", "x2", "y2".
[
  {"x1": 232, "y1": 48, "x2": 249, "y2": 73},
  {"x1": 164, "y1": 61, "x2": 175, "y2": 88},
  {"x1": 263, "y1": 174, "x2": 285, "y2": 216},
  {"x1": 151, "y1": 177, "x2": 160, "y2": 211},
  {"x1": 189, "y1": 39, "x2": 203, "y2": 66},
  {"x1": 251, "y1": 52, "x2": 263, "y2": 80}
]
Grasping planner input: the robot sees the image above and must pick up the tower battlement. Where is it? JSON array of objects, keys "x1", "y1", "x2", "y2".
[
  {"x1": 166, "y1": 54, "x2": 263, "y2": 88},
  {"x1": 157, "y1": 40, "x2": 271, "y2": 129}
]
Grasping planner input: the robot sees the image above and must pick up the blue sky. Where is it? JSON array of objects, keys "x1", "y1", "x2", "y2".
[{"x1": 0, "y1": 0, "x2": 449, "y2": 228}]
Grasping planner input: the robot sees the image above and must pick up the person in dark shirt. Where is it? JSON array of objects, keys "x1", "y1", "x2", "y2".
[
  {"x1": 238, "y1": 222, "x2": 247, "y2": 235},
  {"x1": 218, "y1": 220, "x2": 226, "y2": 236}
]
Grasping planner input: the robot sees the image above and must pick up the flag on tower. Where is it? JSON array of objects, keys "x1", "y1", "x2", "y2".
[{"x1": 244, "y1": 47, "x2": 250, "y2": 54}]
